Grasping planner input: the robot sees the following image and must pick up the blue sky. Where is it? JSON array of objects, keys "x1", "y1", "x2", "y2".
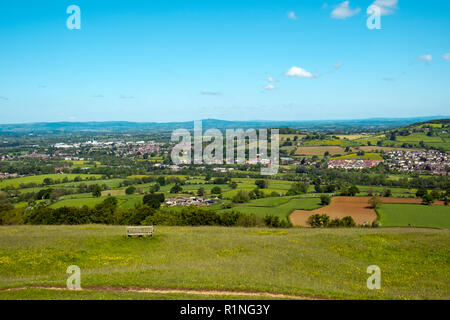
[{"x1": 0, "y1": 0, "x2": 449, "y2": 123}]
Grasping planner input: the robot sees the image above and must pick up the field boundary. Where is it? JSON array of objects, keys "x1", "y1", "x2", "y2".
[{"x1": 0, "y1": 286, "x2": 327, "y2": 300}]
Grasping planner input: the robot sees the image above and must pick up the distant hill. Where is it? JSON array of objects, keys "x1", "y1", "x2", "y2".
[{"x1": 0, "y1": 116, "x2": 448, "y2": 133}]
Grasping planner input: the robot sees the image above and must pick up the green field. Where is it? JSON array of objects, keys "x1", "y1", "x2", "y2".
[
  {"x1": 49, "y1": 194, "x2": 143, "y2": 209},
  {"x1": 0, "y1": 174, "x2": 102, "y2": 189},
  {"x1": 378, "y1": 204, "x2": 450, "y2": 228},
  {"x1": 0, "y1": 225, "x2": 448, "y2": 300},
  {"x1": 225, "y1": 196, "x2": 321, "y2": 220},
  {"x1": 332, "y1": 153, "x2": 382, "y2": 160},
  {"x1": 304, "y1": 139, "x2": 342, "y2": 146}
]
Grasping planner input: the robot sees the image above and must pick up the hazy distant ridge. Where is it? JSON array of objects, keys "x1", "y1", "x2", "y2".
[{"x1": 0, "y1": 116, "x2": 447, "y2": 133}]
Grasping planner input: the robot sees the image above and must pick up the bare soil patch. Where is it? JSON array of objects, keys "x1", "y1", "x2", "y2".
[
  {"x1": 290, "y1": 197, "x2": 445, "y2": 227},
  {"x1": 2, "y1": 286, "x2": 324, "y2": 300}
]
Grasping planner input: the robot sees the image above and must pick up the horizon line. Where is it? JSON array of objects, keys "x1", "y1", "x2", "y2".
[{"x1": 0, "y1": 115, "x2": 449, "y2": 126}]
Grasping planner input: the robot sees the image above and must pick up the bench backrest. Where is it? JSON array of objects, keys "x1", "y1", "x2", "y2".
[{"x1": 126, "y1": 226, "x2": 154, "y2": 236}]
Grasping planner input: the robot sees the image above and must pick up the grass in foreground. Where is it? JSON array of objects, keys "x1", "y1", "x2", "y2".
[
  {"x1": 0, "y1": 225, "x2": 449, "y2": 300},
  {"x1": 0, "y1": 288, "x2": 288, "y2": 300}
]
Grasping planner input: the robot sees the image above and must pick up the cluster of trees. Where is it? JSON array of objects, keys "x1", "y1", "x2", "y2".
[
  {"x1": 416, "y1": 188, "x2": 449, "y2": 205},
  {"x1": 1, "y1": 175, "x2": 105, "y2": 192},
  {"x1": 307, "y1": 214, "x2": 356, "y2": 228},
  {"x1": 232, "y1": 188, "x2": 270, "y2": 203},
  {"x1": 286, "y1": 182, "x2": 309, "y2": 196},
  {"x1": 340, "y1": 185, "x2": 360, "y2": 197},
  {"x1": 293, "y1": 166, "x2": 450, "y2": 190},
  {"x1": 0, "y1": 196, "x2": 292, "y2": 229}
]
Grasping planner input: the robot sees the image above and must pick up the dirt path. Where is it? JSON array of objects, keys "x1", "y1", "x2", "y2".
[{"x1": 1, "y1": 286, "x2": 325, "y2": 300}]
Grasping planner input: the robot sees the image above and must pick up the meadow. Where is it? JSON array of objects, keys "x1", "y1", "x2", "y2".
[
  {"x1": 332, "y1": 153, "x2": 382, "y2": 160},
  {"x1": 0, "y1": 225, "x2": 448, "y2": 300},
  {"x1": 222, "y1": 196, "x2": 322, "y2": 220},
  {"x1": 378, "y1": 204, "x2": 450, "y2": 228},
  {"x1": 0, "y1": 174, "x2": 102, "y2": 189}
]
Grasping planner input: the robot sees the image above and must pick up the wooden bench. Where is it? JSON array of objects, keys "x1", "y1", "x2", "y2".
[{"x1": 126, "y1": 226, "x2": 154, "y2": 237}]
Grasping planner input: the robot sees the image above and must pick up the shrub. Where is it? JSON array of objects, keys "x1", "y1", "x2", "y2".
[
  {"x1": 236, "y1": 214, "x2": 264, "y2": 227},
  {"x1": 233, "y1": 190, "x2": 250, "y2": 203},
  {"x1": 328, "y1": 218, "x2": 344, "y2": 228},
  {"x1": 255, "y1": 180, "x2": 268, "y2": 189},
  {"x1": 211, "y1": 186, "x2": 222, "y2": 194},
  {"x1": 320, "y1": 195, "x2": 331, "y2": 205},
  {"x1": 125, "y1": 186, "x2": 136, "y2": 195},
  {"x1": 228, "y1": 181, "x2": 238, "y2": 189},
  {"x1": 143, "y1": 193, "x2": 165, "y2": 209},
  {"x1": 149, "y1": 183, "x2": 160, "y2": 193},
  {"x1": 170, "y1": 184, "x2": 183, "y2": 194},
  {"x1": 341, "y1": 216, "x2": 356, "y2": 227},
  {"x1": 383, "y1": 189, "x2": 392, "y2": 197},
  {"x1": 287, "y1": 182, "x2": 309, "y2": 196},
  {"x1": 92, "y1": 185, "x2": 102, "y2": 198},
  {"x1": 348, "y1": 185, "x2": 360, "y2": 196},
  {"x1": 156, "y1": 176, "x2": 166, "y2": 186},
  {"x1": 197, "y1": 187, "x2": 205, "y2": 197},
  {"x1": 220, "y1": 211, "x2": 241, "y2": 226},
  {"x1": 368, "y1": 196, "x2": 381, "y2": 209},
  {"x1": 416, "y1": 188, "x2": 427, "y2": 198},
  {"x1": 422, "y1": 194, "x2": 434, "y2": 205},
  {"x1": 307, "y1": 214, "x2": 330, "y2": 228}
]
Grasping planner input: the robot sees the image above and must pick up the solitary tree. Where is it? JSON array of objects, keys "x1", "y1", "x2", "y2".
[
  {"x1": 92, "y1": 185, "x2": 102, "y2": 198},
  {"x1": 228, "y1": 181, "x2": 238, "y2": 189},
  {"x1": 320, "y1": 195, "x2": 331, "y2": 206},
  {"x1": 211, "y1": 186, "x2": 222, "y2": 194},
  {"x1": 125, "y1": 186, "x2": 136, "y2": 195},
  {"x1": 422, "y1": 194, "x2": 434, "y2": 205},
  {"x1": 197, "y1": 187, "x2": 205, "y2": 197},
  {"x1": 369, "y1": 196, "x2": 381, "y2": 209},
  {"x1": 170, "y1": 184, "x2": 182, "y2": 194},
  {"x1": 255, "y1": 180, "x2": 268, "y2": 189},
  {"x1": 149, "y1": 183, "x2": 160, "y2": 193}
]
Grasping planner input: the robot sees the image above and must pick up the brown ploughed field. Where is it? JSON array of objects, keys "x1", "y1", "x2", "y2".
[{"x1": 290, "y1": 196, "x2": 444, "y2": 227}]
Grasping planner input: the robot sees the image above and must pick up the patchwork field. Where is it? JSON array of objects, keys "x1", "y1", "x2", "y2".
[
  {"x1": 0, "y1": 174, "x2": 102, "y2": 189},
  {"x1": 357, "y1": 146, "x2": 420, "y2": 153},
  {"x1": 290, "y1": 197, "x2": 447, "y2": 227},
  {"x1": 0, "y1": 225, "x2": 448, "y2": 300},
  {"x1": 295, "y1": 146, "x2": 347, "y2": 156},
  {"x1": 290, "y1": 197, "x2": 377, "y2": 227},
  {"x1": 378, "y1": 204, "x2": 450, "y2": 228},
  {"x1": 223, "y1": 196, "x2": 322, "y2": 220},
  {"x1": 332, "y1": 153, "x2": 382, "y2": 160}
]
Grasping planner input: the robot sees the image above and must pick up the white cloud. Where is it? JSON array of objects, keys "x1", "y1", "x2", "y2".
[
  {"x1": 287, "y1": 11, "x2": 297, "y2": 20},
  {"x1": 417, "y1": 54, "x2": 433, "y2": 61},
  {"x1": 442, "y1": 53, "x2": 450, "y2": 61},
  {"x1": 334, "y1": 61, "x2": 343, "y2": 69},
  {"x1": 285, "y1": 66, "x2": 315, "y2": 78},
  {"x1": 267, "y1": 77, "x2": 275, "y2": 82},
  {"x1": 370, "y1": 0, "x2": 398, "y2": 15},
  {"x1": 264, "y1": 84, "x2": 276, "y2": 90},
  {"x1": 331, "y1": 1, "x2": 360, "y2": 19}
]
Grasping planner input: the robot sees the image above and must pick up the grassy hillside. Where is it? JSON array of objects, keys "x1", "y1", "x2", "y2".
[{"x1": 0, "y1": 225, "x2": 448, "y2": 300}]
